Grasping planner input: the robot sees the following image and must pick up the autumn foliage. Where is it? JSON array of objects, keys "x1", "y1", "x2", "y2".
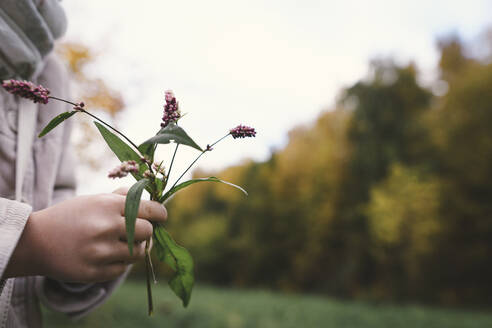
[{"x1": 163, "y1": 35, "x2": 492, "y2": 306}]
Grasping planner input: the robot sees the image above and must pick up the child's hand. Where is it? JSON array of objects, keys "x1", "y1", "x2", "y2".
[{"x1": 4, "y1": 189, "x2": 167, "y2": 282}]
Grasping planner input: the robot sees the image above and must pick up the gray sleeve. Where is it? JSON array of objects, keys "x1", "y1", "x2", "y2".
[
  {"x1": 35, "y1": 268, "x2": 130, "y2": 320},
  {"x1": 0, "y1": 198, "x2": 32, "y2": 293}
]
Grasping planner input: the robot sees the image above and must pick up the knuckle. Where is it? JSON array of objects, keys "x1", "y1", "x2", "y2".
[
  {"x1": 84, "y1": 266, "x2": 99, "y2": 282},
  {"x1": 148, "y1": 201, "x2": 167, "y2": 221},
  {"x1": 92, "y1": 244, "x2": 110, "y2": 261},
  {"x1": 93, "y1": 193, "x2": 112, "y2": 206},
  {"x1": 110, "y1": 194, "x2": 124, "y2": 210},
  {"x1": 112, "y1": 187, "x2": 129, "y2": 195},
  {"x1": 88, "y1": 195, "x2": 104, "y2": 209},
  {"x1": 108, "y1": 264, "x2": 126, "y2": 279},
  {"x1": 140, "y1": 220, "x2": 153, "y2": 238},
  {"x1": 133, "y1": 243, "x2": 146, "y2": 261},
  {"x1": 142, "y1": 202, "x2": 152, "y2": 218},
  {"x1": 115, "y1": 265, "x2": 128, "y2": 277},
  {"x1": 97, "y1": 193, "x2": 123, "y2": 210},
  {"x1": 93, "y1": 219, "x2": 115, "y2": 236},
  {"x1": 84, "y1": 244, "x2": 100, "y2": 259},
  {"x1": 102, "y1": 268, "x2": 119, "y2": 281}
]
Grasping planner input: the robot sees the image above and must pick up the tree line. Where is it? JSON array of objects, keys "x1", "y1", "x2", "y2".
[{"x1": 160, "y1": 35, "x2": 492, "y2": 307}]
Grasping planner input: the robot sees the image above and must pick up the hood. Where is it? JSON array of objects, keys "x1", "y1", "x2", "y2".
[{"x1": 0, "y1": 0, "x2": 67, "y2": 79}]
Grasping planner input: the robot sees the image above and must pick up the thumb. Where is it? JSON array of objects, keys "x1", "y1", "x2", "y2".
[{"x1": 112, "y1": 187, "x2": 129, "y2": 196}]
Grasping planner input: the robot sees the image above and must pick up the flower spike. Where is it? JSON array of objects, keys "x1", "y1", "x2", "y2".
[
  {"x1": 161, "y1": 90, "x2": 181, "y2": 128},
  {"x1": 1, "y1": 79, "x2": 50, "y2": 104},
  {"x1": 230, "y1": 125, "x2": 256, "y2": 139},
  {"x1": 108, "y1": 160, "x2": 139, "y2": 179}
]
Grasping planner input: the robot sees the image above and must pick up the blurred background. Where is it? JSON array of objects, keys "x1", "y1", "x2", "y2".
[{"x1": 45, "y1": 1, "x2": 492, "y2": 327}]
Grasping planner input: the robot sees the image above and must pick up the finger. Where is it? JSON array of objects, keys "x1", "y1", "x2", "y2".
[
  {"x1": 117, "y1": 217, "x2": 153, "y2": 243},
  {"x1": 124, "y1": 200, "x2": 167, "y2": 223},
  {"x1": 101, "y1": 240, "x2": 146, "y2": 265},
  {"x1": 112, "y1": 187, "x2": 129, "y2": 196},
  {"x1": 114, "y1": 195, "x2": 167, "y2": 222},
  {"x1": 93, "y1": 263, "x2": 128, "y2": 282}
]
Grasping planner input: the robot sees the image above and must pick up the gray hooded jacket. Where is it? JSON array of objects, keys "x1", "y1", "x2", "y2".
[{"x1": 0, "y1": 1, "x2": 125, "y2": 327}]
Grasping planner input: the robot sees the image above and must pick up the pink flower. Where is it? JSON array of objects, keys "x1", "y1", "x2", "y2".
[
  {"x1": 230, "y1": 125, "x2": 256, "y2": 139},
  {"x1": 108, "y1": 160, "x2": 139, "y2": 179},
  {"x1": 143, "y1": 170, "x2": 154, "y2": 178},
  {"x1": 152, "y1": 162, "x2": 166, "y2": 175},
  {"x1": 73, "y1": 102, "x2": 85, "y2": 111},
  {"x1": 161, "y1": 90, "x2": 181, "y2": 128},
  {"x1": 1, "y1": 79, "x2": 50, "y2": 104},
  {"x1": 164, "y1": 90, "x2": 174, "y2": 103}
]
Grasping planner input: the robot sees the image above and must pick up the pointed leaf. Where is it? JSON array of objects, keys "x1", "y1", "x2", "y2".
[
  {"x1": 154, "y1": 237, "x2": 177, "y2": 271},
  {"x1": 94, "y1": 121, "x2": 150, "y2": 177},
  {"x1": 160, "y1": 177, "x2": 247, "y2": 203},
  {"x1": 140, "y1": 123, "x2": 202, "y2": 152},
  {"x1": 154, "y1": 224, "x2": 194, "y2": 307},
  {"x1": 94, "y1": 122, "x2": 141, "y2": 164},
  {"x1": 38, "y1": 111, "x2": 76, "y2": 137},
  {"x1": 155, "y1": 178, "x2": 165, "y2": 198},
  {"x1": 125, "y1": 179, "x2": 150, "y2": 255},
  {"x1": 138, "y1": 143, "x2": 156, "y2": 162}
]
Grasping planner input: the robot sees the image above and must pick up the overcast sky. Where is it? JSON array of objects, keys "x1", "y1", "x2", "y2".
[{"x1": 62, "y1": 0, "x2": 491, "y2": 194}]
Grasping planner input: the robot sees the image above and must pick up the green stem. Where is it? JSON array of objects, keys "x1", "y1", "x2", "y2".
[
  {"x1": 169, "y1": 152, "x2": 205, "y2": 191},
  {"x1": 145, "y1": 239, "x2": 154, "y2": 316},
  {"x1": 164, "y1": 144, "x2": 179, "y2": 189},
  {"x1": 48, "y1": 95, "x2": 78, "y2": 107},
  {"x1": 81, "y1": 110, "x2": 140, "y2": 151},
  {"x1": 209, "y1": 133, "x2": 231, "y2": 148},
  {"x1": 169, "y1": 133, "x2": 230, "y2": 191},
  {"x1": 49, "y1": 96, "x2": 141, "y2": 153}
]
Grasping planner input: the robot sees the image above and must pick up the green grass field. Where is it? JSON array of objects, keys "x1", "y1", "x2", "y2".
[{"x1": 43, "y1": 281, "x2": 492, "y2": 328}]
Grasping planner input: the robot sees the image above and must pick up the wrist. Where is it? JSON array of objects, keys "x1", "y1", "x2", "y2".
[{"x1": 4, "y1": 211, "x2": 45, "y2": 278}]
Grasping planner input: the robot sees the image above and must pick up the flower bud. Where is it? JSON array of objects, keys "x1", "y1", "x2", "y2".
[{"x1": 108, "y1": 160, "x2": 140, "y2": 179}]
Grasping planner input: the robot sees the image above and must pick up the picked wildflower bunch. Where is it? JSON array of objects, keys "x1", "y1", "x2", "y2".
[{"x1": 2, "y1": 79, "x2": 256, "y2": 315}]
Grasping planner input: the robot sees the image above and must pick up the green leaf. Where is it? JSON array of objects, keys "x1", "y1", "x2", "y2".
[
  {"x1": 160, "y1": 177, "x2": 247, "y2": 203},
  {"x1": 38, "y1": 111, "x2": 76, "y2": 137},
  {"x1": 155, "y1": 178, "x2": 165, "y2": 198},
  {"x1": 154, "y1": 224, "x2": 194, "y2": 307},
  {"x1": 154, "y1": 236, "x2": 177, "y2": 271},
  {"x1": 94, "y1": 121, "x2": 149, "y2": 176},
  {"x1": 138, "y1": 128, "x2": 161, "y2": 161},
  {"x1": 124, "y1": 178, "x2": 150, "y2": 255},
  {"x1": 140, "y1": 123, "x2": 202, "y2": 152},
  {"x1": 94, "y1": 122, "x2": 141, "y2": 164},
  {"x1": 138, "y1": 143, "x2": 156, "y2": 162}
]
